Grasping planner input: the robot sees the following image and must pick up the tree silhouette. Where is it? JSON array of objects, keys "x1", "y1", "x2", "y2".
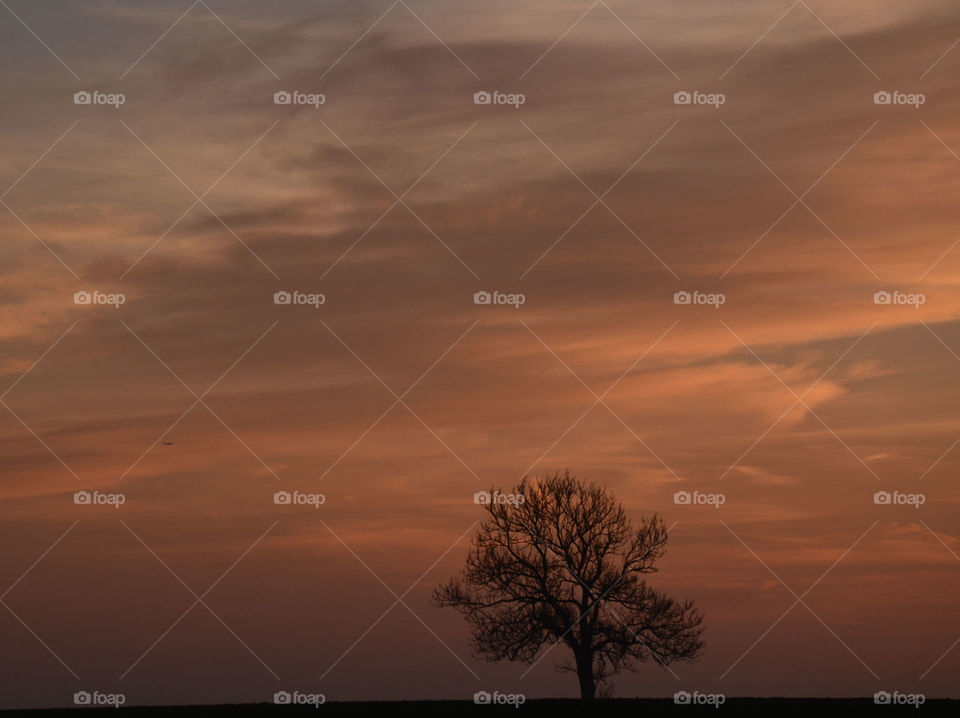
[{"x1": 434, "y1": 471, "x2": 704, "y2": 699}]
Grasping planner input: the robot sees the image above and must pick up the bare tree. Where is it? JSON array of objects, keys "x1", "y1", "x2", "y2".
[{"x1": 433, "y1": 471, "x2": 704, "y2": 699}]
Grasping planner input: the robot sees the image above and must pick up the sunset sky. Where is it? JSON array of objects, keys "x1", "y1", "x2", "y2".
[{"x1": 2, "y1": 0, "x2": 960, "y2": 708}]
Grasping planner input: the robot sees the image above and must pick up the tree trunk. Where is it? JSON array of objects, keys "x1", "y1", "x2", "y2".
[{"x1": 574, "y1": 649, "x2": 595, "y2": 700}]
